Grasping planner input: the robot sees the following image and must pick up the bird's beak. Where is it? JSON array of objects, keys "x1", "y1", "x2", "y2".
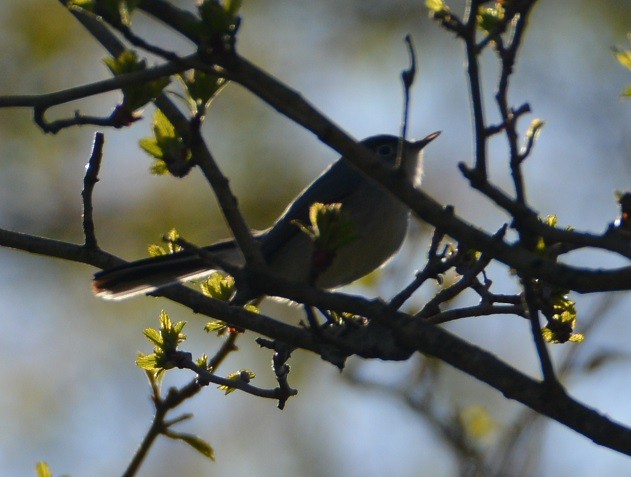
[{"x1": 411, "y1": 131, "x2": 441, "y2": 152}]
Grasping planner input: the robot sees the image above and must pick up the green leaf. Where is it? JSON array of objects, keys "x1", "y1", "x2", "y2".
[
  {"x1": 68, "y1": 0, "x2": 95, "y2": 10},
  {"x1": 163, "y1": 229, "x2": 184, "y2": 253},
  {"x1": 541, "y1": 294, "x2": 583, "y2": 344},
  {"x1": 147, "y1": 244, "x2": 168, "y2": 257},
  {"x1": 104, "y1": 50, "x2": 171, "y2": 112},
  {"x1": 153, "y1": 108, "x2": 176, "y2": 140},
  {"x1": 293, "y1": 202, "x2": 359, "y2": 252},
  {"x1": 138, "y1": 137, "x2": 163, "y2": 159},
  {"x1": 179, "y1": 69, "x2": 227, "y2": 113},
  {"x1": 224, "y1": 0, "x2": 242, "y2": 18},
  {"x1": 35, "y1": 462, "x2": 53, "y2": 477},
  {"x1": 165, "y1": 431, "x2": 215, "y2": 461},
  {"x1": 147, "y1": 230, "x2": 183, "y2": 256},
  {"x1": 139, "y1": 110, "x2": 191, "y2": 176},
  {"x1": 536, "y1": 215, "x2": 574, "y2": 256},
  {"x1": 136, "y1": 352, "x2": 159, "y2": 371},
  {"x1": 426, "y1": 0, "x2": 447, "y2": 13},
  {"x1": 147, "y1": 312, "x2": 186, "y2": 352},
  {"x1": 200, "y1": 273, "x2": 235, "y2": 301},
  {"x1": 477, "y1": 4, "x2": 505, "y2": 34},
  {"x1": 244, "y1": 303, "x2": 259, "y2": 314},
  {"x1": 614, "y1": 47, "x2": 631, "y2": 70},
  {"x1": 197, "y1": 354, "x2": 209, "y2": 369},
  {"x1": 143, "y1": 328, "x2": 163, "y2": 347},
  {"x1": 118, "y1": 0, "x2": 142, "y2": 25},
  {"x1": 150, "y1": 160, "x2": 170, "y2": 175},
  {"x1": 613, "y1": 41, "x2": 631, "y2": 98},
  {"x1": 137, "y1": 311, "x2": 188, "y2": 373},
  {"x1": 218, "y1": 369, "x2": 255, "y2": 395},
  {"x1": 158, "y1": 310, "x2": 187, "y2": 350},
  {"x1": 526, "y1": 119, "x2": 545, "y2": 141},
  {"x1": 145, "y1": 366, "x2": 165, "y2": 387},
  {"x1": 204, "y1": 320, "x2": 228, "y2": 334}
]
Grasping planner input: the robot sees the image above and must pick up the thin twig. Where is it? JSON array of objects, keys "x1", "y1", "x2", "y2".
[
  {"x1": 464, "y1": 0, "x2": 488, "y2": 177},
  {"x1": 428, "y1": 304, "x2": 524, "y2": 324},
  {"x1": 81, "y1": 132, "x2": 104, "y2": 249},
  {"x1": 0, "y1": 60, "x2": 188, "y2": 127},
  {"x1": 389, "y1": 226, "x2": 451, "y2": 310},
  {"x1": 397, "y1": 34, "x2": 416, "y2": 168},
  {"x1": 415, "y1": 253, "x2": 492, "y2": 319},
  {"x1": 174, "y1": 352, "x2": 297, "y2": 401},
  {"x1": 523, "y1": 282, "x2": 558, "y2": 386}
]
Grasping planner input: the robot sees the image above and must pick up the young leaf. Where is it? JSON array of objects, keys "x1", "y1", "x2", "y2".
[
  {"x1": 35, "y1": 462, "x2": 53, "y2": 477},
  {"x1": 136, "y1": 311, "x2": 188, "y2": 373},
  {"x1": 179, "y1": 69, "x2": 227, "y2": 113},
  {"x1": 197, "y1": 354, "x2": 210, "y2": 369},
  {"x1": 104, "y1": 50, "x2": 170, "y2": 113},
  {"x1": 148, "y1": 244, "x2": 168, "y2": 257},
  {"x1": 136, "y1": 352, "x2": 160, "y2": 371},
  {"x1": 477, "y1": 4, "x2": 505, "y2": 34},
  {"x1": 218, "y1": 369, "x2": 255, "y2": 395},
  {"x1": 143, "y1": 327, "x2": 163, "y2": 347},
  {"x1": 541, "y1": 296, "x2": 584, "y2": 344},
  {"x1": 165, "y1": 431, "x2": 215, "y2": 461},
  {"x1": 426, "y1": 0, "x2": 447, "y2": 13},
  {"x1": 201, "y1": 273, "x2": 235, "y2": 301},
  {"x1": 293, "y1": 202, "x2": 359, "y2": 252},
  {"x1": 139, "y1": 110, "x2": 191, "y2": 176},
  {"x1": 526, "y1": 119, "x2": 545, "y2": 142},
  {"x1": 614, "y1": 46, "x2": 631, "y2": 70},
  {"x1": 204, "y1": 320, "x2": 228, "y2": 334}
]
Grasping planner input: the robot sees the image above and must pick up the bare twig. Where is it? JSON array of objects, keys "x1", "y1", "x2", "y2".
[
  {"x1": 389, "y1": 226, "x2": 451, "y2": 310},
  {"x1": 523, "y1": 282, "x2": 558, "y2": 386},
  {"x1": 415, "y1": 253, "x2": 491, "y2": 319},
  {"x1": 397, "y1": 34, "x2": 416, "y2": 168},
  {"x1": 428, "y1": 303, "x2": 525, "y2": 324},
  {"x1": 82, "y1": 132, "x2": 104, "y2": 249},
  {"x1": 0, "y1": 60, "x2": 188, "y2": 132},
  {"x1": 464, "y1": 0, "x2": 489, "y2": 177}
]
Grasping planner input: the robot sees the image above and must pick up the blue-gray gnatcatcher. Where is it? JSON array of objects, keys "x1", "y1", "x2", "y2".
[{"x1": 93, "y1": 133, "x2": 440, "y2": 300}]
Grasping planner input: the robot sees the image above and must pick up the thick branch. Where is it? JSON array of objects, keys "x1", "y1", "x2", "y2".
[
  {"x1": 391, "y1": 316, "x2": 631, "y2": 455},
  {"x1": 218, "y1": 55, "x2": 631, "y2": 293}
]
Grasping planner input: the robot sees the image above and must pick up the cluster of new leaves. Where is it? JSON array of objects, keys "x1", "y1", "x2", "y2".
[
  {"x1": 533, "y1": 216, "x2": 583, "y2": 344},
  {"x1": 139, "y1": 111, "x2": 193, "y2": 176},
  {"x1": 136, "y1": 310, "x2": 188, "y2": 378},
  {"x1": 292, "y1": 202, "x2": 360, "y2": 283},
  {"x1": 104, "y1": 50, "x2": 170, "y2": 123},
  {"x1": 202, "y1": 272, "x2": 259, "y2": 334}
]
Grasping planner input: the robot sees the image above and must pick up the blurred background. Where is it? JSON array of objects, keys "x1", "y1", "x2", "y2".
[{"x1": 0, "y1": 0, "x2": 630, "y2": 475}]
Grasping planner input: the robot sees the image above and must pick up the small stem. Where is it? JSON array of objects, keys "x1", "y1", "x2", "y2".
[
  {"x1": 523, "y1": 282, "x2": 558, "y2": 386},
  {"x1": 464, "y1": 0, "x2": 488, "y2": 177},
  {"x1": 81, "y1": 132, "x2": 104, "y2": 249},
  {"x1": 397, "y1": 34, "x2": 416, "y2": 168}
]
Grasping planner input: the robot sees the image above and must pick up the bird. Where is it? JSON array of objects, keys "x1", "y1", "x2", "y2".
[{"x1": 93, "y1": 132, "x2": 440, "y2": 300}]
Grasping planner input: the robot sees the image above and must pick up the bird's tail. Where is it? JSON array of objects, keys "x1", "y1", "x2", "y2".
[{"x1": 93, "y1": 240, "x2": 241, "y2": 301}]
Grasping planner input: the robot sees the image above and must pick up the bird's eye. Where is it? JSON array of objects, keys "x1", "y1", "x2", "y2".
[{"x1": 377, "y1": 144, "x2": 395, "y2": 156}]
